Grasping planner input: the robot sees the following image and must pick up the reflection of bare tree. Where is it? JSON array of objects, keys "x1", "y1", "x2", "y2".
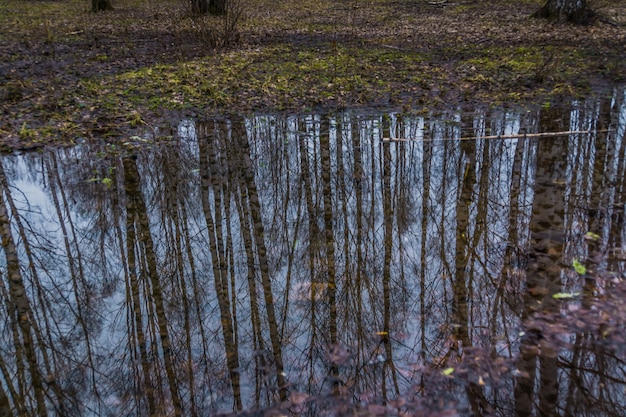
[
  {"x1": 503, "y1": 131, "x2": 536, "y2": 319},
  {"x1": 122, "y1": 164, "x2": 158, "y2": 416},
  {"x1": 320, "y1": 118, "x2": 340, "y2": 393},
  {"x1": 515, "y1": 109, "x2": 567, "y2": 416},
  {"x1": 563, "y1": 330, "x2": 626, "y2": 416},
  {"x1": 0, "y1": 159, "x2": 47, "y2": 416},
  {"x1": 380, "y1": 138, "x2": 399, "y2": 400},
  {"x1": 1, "y1": 90, "x2": 626, "y2": 416},
  {"x1": 0, "y1": 381, "x2": 9, "y2": 416},
  {"x1": 198, "y1": 119, "x2": 288, "y2": 406},
  {"x1": 559, "y1": 95, "x2": 626, "y2": 416},
  {"x1": 453, "y1": 137, "x2": 491, "y2": 415},
  {"x1": 297, "y1": 117, "x2": 324, "y2": 395},
  {"x1": 615, "y1": 93, "x2": 626, "y2": 203},
  {"x1": 351, "y1": 117, "x2": 367, "y2": 369},
  {"x1": 418, "y1": 135, "x2": 432, "y2": 393},
  {"x1": 600, "y1": 91, "x2": 626, "y2": 273},
  {"x1": 44, "y1": 153, "x2": 101, "y2": 404},
  {"x1": 197, "y1": 125, "x2": 243, "y2": 410},
  {"x1": 151, "y1": 141, "x2": 204, "y2": 417},
  {"x1": 452, "y1": 137, "x2": 475, "y2": 354},
  {"x1": 122, "y1": 156, "x2": 184, "y2": 416},
  {"x1": 230, "y1": 120, "x2": 288, "y2": 401}
]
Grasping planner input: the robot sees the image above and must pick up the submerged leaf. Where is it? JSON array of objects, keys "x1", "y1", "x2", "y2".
[
  {"x1": 552, "y1": 292, "x2": 580, "y2": 299},
  {"x1": 442, "y1": 367, "x2": 454, "y2": 376},
  {"x1": 572, "y1": 259, "x2": 586, "y2": 275}
]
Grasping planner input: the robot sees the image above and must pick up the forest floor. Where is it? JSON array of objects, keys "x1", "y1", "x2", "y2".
[{"x1": 0, "y1": 0, "x2": 625, "y2": 150}]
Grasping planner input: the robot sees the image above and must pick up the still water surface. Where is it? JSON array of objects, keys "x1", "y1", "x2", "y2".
[{"x1": 1, "y1": 89, "x2": 626, "y2": 416}]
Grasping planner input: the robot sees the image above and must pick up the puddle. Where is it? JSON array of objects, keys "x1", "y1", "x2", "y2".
[{"x1": 1, "y1": 88, "x2": 626, "y2": 416}]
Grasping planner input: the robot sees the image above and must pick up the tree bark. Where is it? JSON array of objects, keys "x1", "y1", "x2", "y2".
[
  {"x1": 533, "y1": 0, "x2": 594, "y2": 23},
  {"x1": 191, "y1": 0, "x2": 208, "y2": 15},
  {"x1": 190, "y1": 0, "x2": 226, "y2": 15},
  {"x1": 92, "y1": 0, "x2": 113, "y2": 13},
  {"x1": 209, "y1": 0, "x2": 227, "y2": 16}
]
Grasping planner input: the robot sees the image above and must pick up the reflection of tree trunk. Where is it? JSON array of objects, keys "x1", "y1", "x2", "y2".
[
  {"x1": 197, "y1": 127, "x2": 243, "y2": 410},
  {"x1": 420, "y1": 140, "x2": 431, "y2": 374},
  {"x1": 515, "y1": 131, "x2": 565, "y2": 417},
  {"x1": 0, "y1": 380, "x2": 10, "y2": 416},
  {"x1": 123, "y1": 156, "x2": 183, "y2": 416},
  {"x1": 381, "y1": 141, "x2": 399, "y2": 399},
  {"x1": 453, "y1": 140, "x2": 474, "y2": 351},
  {"x1": 454, "y1": 139, "x2": 489, "y2": 415},
  {"x1": 124, "y1": 182, "x2": 157, "y2": 416},
  {"x1": 336, "y1": 119, "x2": 351, "y2": 296},
  {"x1": 2, "y1": 156, "x2": 64, "y2": 409},
  {"x1": 234, "y1": 183, "x2": 265, "y2": 403},
  {"x1": 0, "y1": 160, "x2": 47, "y2": 417},
  {"x1": 598, "y1": 96, "x2": 625, "y2": 274},
  {"x1": 514, "y1": 346, "x2": 536, "y2": 417},
  {"x1": 229, "y1": 125, "x2": 275, "y2": 404},
  {"x1": 501, "y1": 137, "x2": 531, "y2": 345},
  {"x1": 0, "y1": 346, "x2": 21, "y2": 415},
  {"x1": 45, "y1": 154, "x2": 100, "y2": 398},
  {"x1": 352, "y1": 119, "x2": 366, "y2": 366},
  {"x1": 279, "y1": 127, "x2": 303, "y2": 340},
  {"x1": 162, "y1": 159, "x2": 200, "y2": 417},
  {"x1": 299, "y1": 122, "x2": 320, "y2": 392},
  {"x1": 509, "y1": 139, "x2": 524, "y2": 246},
  {"x1": 232, "y1": 121, "x2": 288, "y2": 401},
  {"x1": 320, "y1": 118, "x2": 340, "y2": 392},
  {"x1": 180, "y1": 202, "x2": 213, "y2": 393},
  {"x1": 505, "y1": 134, "x2": 531, "y2": 268}
]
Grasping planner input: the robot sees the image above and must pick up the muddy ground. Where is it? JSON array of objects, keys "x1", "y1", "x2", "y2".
[{"x1": 0, "y1": 0, "x2": 625, "y2": 150}]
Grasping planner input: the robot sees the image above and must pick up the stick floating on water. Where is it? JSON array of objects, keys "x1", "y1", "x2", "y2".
[{"x1": 382, "y1": 129, "x2": 609, "y2": 143}]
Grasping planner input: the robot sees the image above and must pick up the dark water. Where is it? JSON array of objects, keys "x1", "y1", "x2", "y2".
[{"x1": 1, "y1": 88, "x2": 626, "y2": 416}]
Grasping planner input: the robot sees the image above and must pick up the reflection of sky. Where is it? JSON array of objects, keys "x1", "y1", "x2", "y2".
[
  {"x1": 2, "y1": 91, "x2": 626, "y2": 415},
  {"x1": 4, "y1": 155, "x2": 74, "y2": 282},
  {"x1": 11, "y1": 171, "x2": 54, "y2": 230}
]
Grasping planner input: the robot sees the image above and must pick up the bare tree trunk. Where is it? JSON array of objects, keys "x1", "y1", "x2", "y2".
[
  {"x1": 209, "y1": 0, "x2": 227, "y2": 16},
  {"x1": 190, "y1": 0, "x2": 226, "y2": 15},
  {"x1": 533, "y1": 0, "x2": 594, "y2": 23},
  {"x1": 92, "y1": 0, "x2": 113, "y2": 12}
]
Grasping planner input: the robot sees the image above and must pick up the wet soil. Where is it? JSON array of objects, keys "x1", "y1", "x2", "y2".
[{"x1": 0, "y1": 0, "x2": 625, "y2": 150}]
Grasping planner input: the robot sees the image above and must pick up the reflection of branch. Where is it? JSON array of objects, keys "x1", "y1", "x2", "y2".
[{"x1": 558, "y1": 357, "x2": 626, "y2": 385}]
